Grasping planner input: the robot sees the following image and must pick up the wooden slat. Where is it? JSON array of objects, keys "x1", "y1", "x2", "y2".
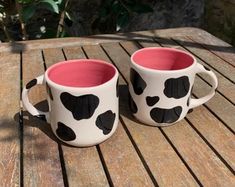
[
  {"x1": 105, "y1": 41, "x2": 235, "y2": 186},
  {"x1": 173, "y1": 36, "x2": 235, "y2": 83},
  {"x1": 61, "y1": 46, "x2": 109, "y2": 186},
  {"x1": 42, "y1": 48, "x2": 65, "y2": 68},
  {"x1": 0, "y1": 28, "x2": 206, "y2": 53},
  {"x1": 62, "y1": 46, "x2": 86, "y2": 59},
  {"x1": 189, "y1": 33, "x2": 235, "y2": 67},
  {"x1": 22, "y1": 49, "x2": 64, "y2": 186},
  {"x1": 187, "y1": 106, "x2": 235, "y2": 170},
  {"x1": 101, "y1": 42, "x2": 200, "y2": 186},
  {"x1": 193, "y1": 77, "x2": 235, "y2": 131},
  {"x1": 0, "y1": 51, "x2": 20, "y2": 186},
  {"x1": 163, "y1": 120, "x2": 235, "y2": 186},
  {"x1": 83, "y1": 44, "x2": 154, "y2": 186}
]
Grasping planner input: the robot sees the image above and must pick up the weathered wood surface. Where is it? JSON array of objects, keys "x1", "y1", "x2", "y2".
[
  {"x1": 0, "y1": 28, "x2": 235, "y2": 186},
  {"x1": 22, "y1": 49, "x2": 64, "y2": 187},
  {"x1": 0, "y1": 52, "x2": 20, "y2": 186}
]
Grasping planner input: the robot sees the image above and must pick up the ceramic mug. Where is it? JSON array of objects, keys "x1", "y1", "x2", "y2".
[
  {"x1": 22, "y1": 59, "x2": 119, "y2": 147},
  {"x1": 129, "y1": 47, "x2": 218, "y2": 126}
]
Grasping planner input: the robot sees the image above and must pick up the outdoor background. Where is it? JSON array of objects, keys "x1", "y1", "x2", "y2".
[{"x1": 0, "y1": 0, "x2": 234, "y2": 46}]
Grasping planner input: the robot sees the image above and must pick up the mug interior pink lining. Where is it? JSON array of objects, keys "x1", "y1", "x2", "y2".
[
  {"x1": 47, "y1": 60, "x2": 116, "y2": 88},
  {"x1": 132, "y1": 48, "x2": 195, "y2": 71}
]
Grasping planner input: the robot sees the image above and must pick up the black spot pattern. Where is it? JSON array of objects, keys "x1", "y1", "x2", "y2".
[
  {"x1": 60, "y1": 92, "x2": 99, "y2": 120},
  {"x1": 26, "y1": 79, "x2": 37, "y2": 89},
  {"x1": 146, "y1": 96, "x2": 160, "y2": 106},
  {"x1": 204, "y1": 66, "x2": 211, "y2": 71},
  {"x1": 129, "y1": 94, "x2": 138, "y2": 113},
  {"x1": 96, "y1": 110, "x2": 116, "y2": 135},
  {"x1": 130, "y1": 68, "x2": 147, "y2": 95},
  {"x1": 188, "y1": 109, "x2": 193, "y2": 114},
  {"x1": 56, "y1": 122, "x2": 76, "y2": 141},
  {"x1": 150, "y1": 106, "x2": 182, "y2": 123},
  {"x1": 116, "y1": 78, "x2": 119, "y2": 97},
  {"x1": 164, "y1": 76, "x2": 190, "y2": 99},
  {"x1": 187, "y1": 97, "x2": 190, "y2": 107},
  {"x1": 46, "y1": 83, "x2": 53, "y2": 100}
]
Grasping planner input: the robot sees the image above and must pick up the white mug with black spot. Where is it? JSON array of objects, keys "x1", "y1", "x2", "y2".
[
  {"x1": 129, "y1": 47, "x2": 218, "y2": 126},
  {"x1": 22, "y1": 59, "x2": 119, "y2": 147}
]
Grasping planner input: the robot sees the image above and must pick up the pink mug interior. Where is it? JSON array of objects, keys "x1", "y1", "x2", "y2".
[
  {"x1": 47, "y1": 59, "x2": 116, "y2": 87},
  {"x1": 131, "y1": 47, "x2": 195, "y2": 71}
]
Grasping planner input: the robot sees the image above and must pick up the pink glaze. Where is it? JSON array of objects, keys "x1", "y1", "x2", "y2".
[
  {"x1": 132, "y1": 48, "x2": 194, "y2": 70},
  {"x1": 47, "y1": 60, "x2": 116, "y2": 87}
]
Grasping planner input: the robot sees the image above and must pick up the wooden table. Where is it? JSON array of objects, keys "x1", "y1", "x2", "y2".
[{"x1": 0, "y1": 27, "x2": 234, "y2": 187}]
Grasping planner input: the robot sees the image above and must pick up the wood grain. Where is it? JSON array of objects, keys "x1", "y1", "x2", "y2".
[
  {"x1": 43, "y1": 47, "x2": 109, "y2": 187},
  {"x1": 99, "y1": 121, "x2": 155, "y2": 187},
  {"x1": 163, "y1": 120, "x2": 235, "y2": 186},
  {"x1": 82, "y1": 44, "x2": 126, "y2": 84},
  {"x1": 83, "y1": 44, "x2": 155, "y2": 186},
  {"x1": 0, "y1": 51, "x2": 20, "y2": 186},
  {"x1": 189, "y1": 33, "x2": 235, "y2": 67},
  {"x1": 22, "y1": 49, "x2": 64, "y2": 187},
  {"x1": 62, "y1": 46, "x2": 86, "y2": 59}
]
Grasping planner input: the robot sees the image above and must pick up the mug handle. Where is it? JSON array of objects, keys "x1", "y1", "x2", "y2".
[
  {"x1": 189, "y1": 63, "x2": 218, "y2": 109},
  {"x1": 22, "y1": 75, "x2": 49, "y2": 122}
]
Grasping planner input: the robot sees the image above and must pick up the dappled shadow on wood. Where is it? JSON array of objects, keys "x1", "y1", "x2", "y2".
[
  {"x1": 88, "y1": 31, "x2": 235, "y2": 54},
  {"x1": 14, "y1": 101, "x2": 77, "y2": 148},
  {"x1": 0, "y1": 119, "x2": 19, "y2": 142}
]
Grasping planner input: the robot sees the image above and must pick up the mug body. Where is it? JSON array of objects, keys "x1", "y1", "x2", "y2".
[
  {"x1": 45, "y1": 59, "x2": 119, "y2": 146},
  {"x1": 129, "y1": 47, "x2": 197, "y2": 126}
]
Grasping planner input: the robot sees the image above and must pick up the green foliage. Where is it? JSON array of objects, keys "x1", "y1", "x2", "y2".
[
  {"x1": 92, "y1": 0, "x2": 153, "y2": 32},
  {"x1": 0, "y1": 0, "x2": 152, "y2": 41},
  {"x1": 0, "y1": 0, "x2": 73, "y2": 41}
]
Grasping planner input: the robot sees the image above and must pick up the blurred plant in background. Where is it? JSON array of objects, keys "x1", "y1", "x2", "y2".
[
  {"x1": 0, "y1": 0, "x2": 152, "y2": 42},
  {"x1": 0, "y1": 0, "x2": 73, "y2": 41},
  {"x1": 92, "y1": 0, "x2": 153, "y2": 33}
]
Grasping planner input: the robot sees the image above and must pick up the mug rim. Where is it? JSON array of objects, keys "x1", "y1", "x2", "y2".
[
  {"x1": 131, "y1": 47, "x2": 197, "y2": 73},
  {"x1": 45, "y1": 59, "x2": 118, "y2": 90}
]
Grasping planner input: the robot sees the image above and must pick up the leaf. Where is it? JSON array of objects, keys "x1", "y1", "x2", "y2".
[
  {"x1": 116, "y1": 11, "x2": 129, "y2": 29},
  {"x1": 129, "y1": 3, "x2": 153, "y2": 13},
  {"x1": 22, "y1": 4, "x2": 36, "y2": 22},
  {"x1": 65, "y1": 11, "x2": 72, "y2": 21},
  {"x1": 55, "y1": 0, "x2": 63, "y2": 5},
  {"x1": 112, "y1": 1, "x2": 124, "y2": 14},
  {"x1": 39, "y1": 0, "x2": 59, "y2": 14}
]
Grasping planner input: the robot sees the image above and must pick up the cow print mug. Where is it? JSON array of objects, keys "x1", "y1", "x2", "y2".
[
  {"x1": 22, "y1": 59, "x2": 119, "y2": 147},
  {"x1": 129, "y1": 47, "x2": 218, "y2": 126}
]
